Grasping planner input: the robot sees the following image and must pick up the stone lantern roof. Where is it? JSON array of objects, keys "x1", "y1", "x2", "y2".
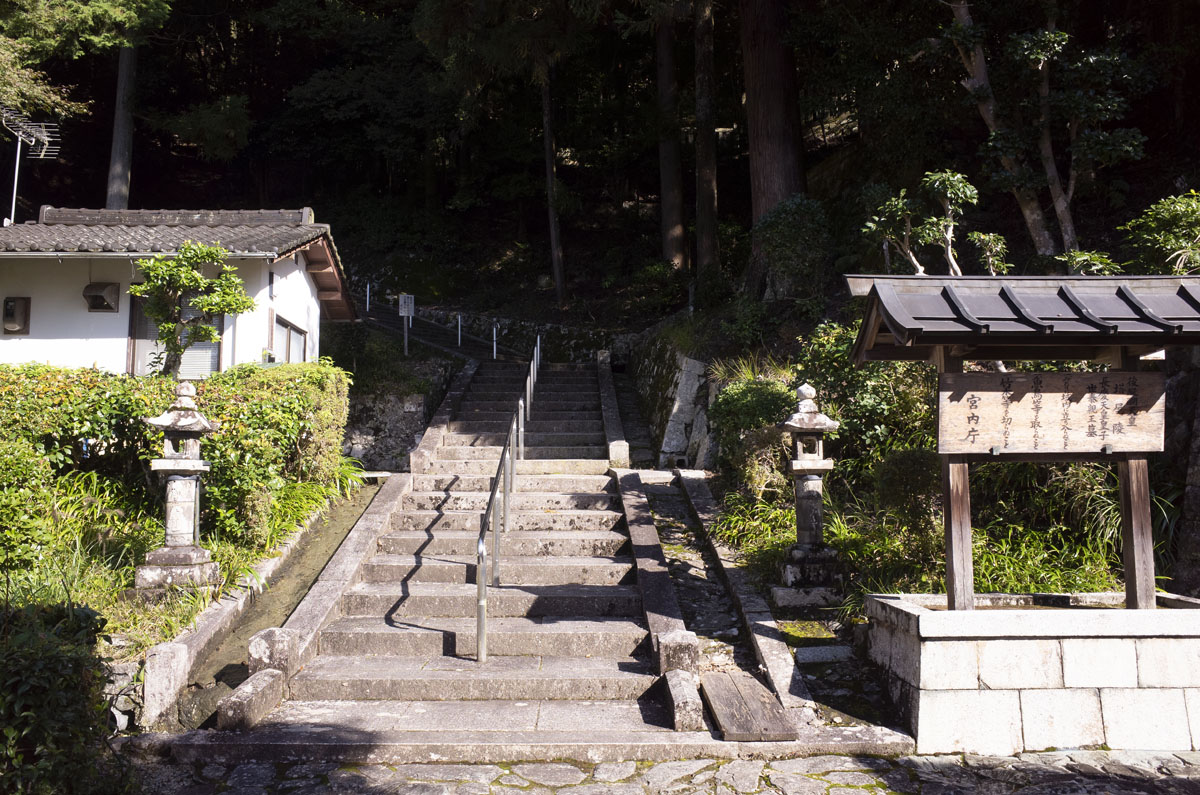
[{"x1": 781, "y1": 383, "x2": 839, "y2": 434}]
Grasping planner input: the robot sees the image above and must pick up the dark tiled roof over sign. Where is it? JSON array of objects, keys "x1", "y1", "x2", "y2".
[
  {"x1": 0, "y1": 207, "x2": 354, "y2": 321},
  {"x1": 846, "y1": 275, "x2": 1200, "y2": 363}
]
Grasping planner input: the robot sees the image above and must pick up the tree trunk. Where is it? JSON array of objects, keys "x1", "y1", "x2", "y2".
[
  {"x1": 106, "y1": 46, "x2": 137, "y2": 210},
  {"x1": 739, "y1": 0, "x2": 804, "y2": 225},
  {"x1": 657, "y1": 15, "x2": 686, "y2": 271},
  {"x1": 542, "y1": 75, "x2": 566, "y2": 307},
  {"x1": 694, "y1": 0, "x2": 720, "y2": 305},
  {"x1": 738, "y1": 0, "x2": 805, "y2": 297},
  {"x1": 948, "y1": 1, "x2": 1058, "y2": 257}
]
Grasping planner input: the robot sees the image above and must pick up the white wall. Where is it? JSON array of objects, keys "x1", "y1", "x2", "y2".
[
  {"x1": 0, "y1": 253, "x2": 321, "y2": 374},
  {"x1": 0, "y1": 257, "x2": 135, "y2": 371}
]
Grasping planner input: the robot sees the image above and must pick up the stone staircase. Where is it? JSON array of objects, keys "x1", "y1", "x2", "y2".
[{"x1": 196, "y1": 358, "x2": 721, "y2": 763}]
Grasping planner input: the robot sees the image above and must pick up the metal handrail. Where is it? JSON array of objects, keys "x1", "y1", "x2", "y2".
[{"x1": 476, "y1": 334, "x2": 541, "y2": 662}]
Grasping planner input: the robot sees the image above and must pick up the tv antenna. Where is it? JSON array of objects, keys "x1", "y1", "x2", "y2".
[{"x1": 2, "y1": 106, "x2": 60, "y2": 227}]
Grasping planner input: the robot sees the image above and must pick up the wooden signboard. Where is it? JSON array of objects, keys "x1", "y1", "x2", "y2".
[{"x1": 938, "y1": 372, "x2": 1165, "y2": 456}]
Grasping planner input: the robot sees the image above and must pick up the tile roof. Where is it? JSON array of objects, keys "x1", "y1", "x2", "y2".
[
  {"x1": 0, "y1": 207, "x2": 328, "y2": 257},
  {"x1": 846, "y1": 275, "x2": 1200, "y2": 363},
  {"x1": 0, "y1": 207, "x2": 355, "y2": 320}
]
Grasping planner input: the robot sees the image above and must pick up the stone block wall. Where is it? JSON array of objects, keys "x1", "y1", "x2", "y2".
[
  {"x1": 629, "y1": 331, "x2": 716, "y2": 469},
  {"x1": 343, "y1": 362, "x2": 455, "y2": 470},
  {"x1": 867, "y1": 593, "x2": 1200, "y2": 755}
]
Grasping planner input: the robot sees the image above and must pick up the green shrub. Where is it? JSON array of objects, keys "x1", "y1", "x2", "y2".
[
  {"x1": 709, "y1": 378, "x2": 794, "y2": 498},
  {"x1": 793, "y1": 321, "x2": 935, "y2": 483},
  {"x1": 1121, "y1": 191, "x2": 1200, "y2": 274},
  {"x1": 0, "y1": 440, "x2": 52, "y2": 491},
  {"x1": 0, "y1": 604, "x2": 128, "y2": 795},
  {"x1": 754, "y1": 194, "x2": 834, "y2": 312}
]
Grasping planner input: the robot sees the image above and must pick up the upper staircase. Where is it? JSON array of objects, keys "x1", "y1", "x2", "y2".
[{"x1": 195, "y1": 356, "x2": 720, "y2": 762}]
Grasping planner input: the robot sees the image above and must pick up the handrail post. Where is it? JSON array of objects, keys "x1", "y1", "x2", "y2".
[
  {"x1": 518, "y1": 398, "x2": 525, "y2": 460},
  {"x1": 493, "y1": 323, "x2": 497, "y2": 360},
  {"x1": 493, "y1": 465, "x2": 502, "y2": 587},
  {"x1": 457, "y1": 314, "x2": 462, "y2": 347},
  {"x1": 477, "y1": 535, "x2": 488, "y2": 663}
]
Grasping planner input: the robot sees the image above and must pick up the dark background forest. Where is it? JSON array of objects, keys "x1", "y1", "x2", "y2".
[{"x1": 4, "y1": 0, "x2": 1200, "y2": 331}]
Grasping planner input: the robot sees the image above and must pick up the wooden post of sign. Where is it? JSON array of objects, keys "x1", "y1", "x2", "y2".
[
  {"x1": 1119, "y1": 454, "x2": 1156, "y2": 609},
  {"x1": 936, "y1": 349, "x2": 974, "y2": 610},
  {"x1": 943, "y1": 455, "x2": 974, "y2": 610}
]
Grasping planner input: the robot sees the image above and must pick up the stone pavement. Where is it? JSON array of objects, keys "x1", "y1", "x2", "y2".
[{"x1": 132, "y1": 751, "x2": 1200, "y2": 794}]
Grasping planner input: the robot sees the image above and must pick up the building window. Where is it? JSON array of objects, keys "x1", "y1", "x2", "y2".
[
  {"x1": 3, "y1": 297, "x2": 30, "y2": 334},
  {"x1": 273, "y1": 317, "x2": 306, "y2": 363},
  {"x1": 130, "y1": 293, "x2": 223, "y2": 377},
  {"x1": 83, "y1": 282, "x2": 120, "y2": 312}
]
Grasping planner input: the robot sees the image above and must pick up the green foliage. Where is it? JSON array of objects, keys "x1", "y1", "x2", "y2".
[
  {"x1": 0, "y1": 361, "x2": 355, "y2": 657},
  {"x1": 709, "y1": 493, "x2": 796, "y2": 577},
  {"x1": 709, "y1": 377, "x2": 794, "y2": 499},
  {"x1": 967, "y1": 231, "x2": 1011, "y2": 275},
  {"x1": 718, "y1": 296, "x2": 776, "y2": 348},
  {"x1": 753, "y1": 194, "x2": 834, "y2": 310},
  {"x1": 1057, "y1": 249, "x2": 1122, "y2": 275},
  {"x1": 1121, "y1": 192, "x2": 1200, "y2": 275},
  {"x1": 128, "y1": 242, "x2": 255, "y2": 377},
  {"x1": 0, "y1": 604, "x2": 129, "y2": 795},
  {"x1": 793, "y1": 321, "x2": 935, "y2": 482},
  {"x1": 874, "y1": 448, "x2": 941, "y2": 534}
]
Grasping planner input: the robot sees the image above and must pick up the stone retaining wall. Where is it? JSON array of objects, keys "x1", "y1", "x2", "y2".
[
  {"x1": 867, "y1": 592, "x2": 1200, "y2": 755},
  {"x1": 629, "y1": 332, "x2": 715, "y2": 469}
]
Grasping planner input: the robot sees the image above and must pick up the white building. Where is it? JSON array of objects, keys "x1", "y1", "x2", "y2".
[{"x1": 0, "y1": 207, "x2": 354, "y2": 377}]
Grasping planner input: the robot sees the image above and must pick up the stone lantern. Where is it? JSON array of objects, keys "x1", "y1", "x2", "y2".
[
  {"x1": 775, "y1": 383, "x2": 842, "y2": 607},
  {"x1": 134, "y1": 381, "x2": 220, "y2": 598}
]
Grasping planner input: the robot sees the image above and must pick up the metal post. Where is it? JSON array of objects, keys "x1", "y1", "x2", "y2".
[
  {"x1": 403, "y1": 318, "x2": 408, "y2": 356},
  {"x1": 508, "y1": 422, "x2": 516, "y2": 507},
  {"x1": 477, "y1": 537, "x2": 488, "y2": 663},
  {"x1": 492, "y1": 481, "x2": 502, "y2": 587},
  {"x1": 493, "y1": 323, "x2": 497, "y2": 360},
  {"x1": 518, "y1": 399, "x2": 525, "y2": 460},
  {"x1": 366, "y1": 283, "x2": 371, "y2": 312},
  {"x1": 8, "y1": 136, "x2": 20, "y2": 225},
  {"x1": 458, "y1": 314, "x2": 462, "y2": 347}
]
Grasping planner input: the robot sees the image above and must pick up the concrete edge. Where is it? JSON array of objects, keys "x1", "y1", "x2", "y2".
[
  {"x1": 282, "y1": 472, "x2": 413, "y2": 669},
  {"x1": 673, "y1": 468, "x2": 818, "y2": 713},
  {"x1": 612, "y1": 468, "x2": 697, "y2": 676},
  {"x1": 596, "y1": 350, "x2": 630, "y2": 468},
  {"x1": 410, "y1": 359, "x2": 479, "y2": 473},
  {"x1": 139, "y1": 498, "x2": 334, "y2": 729}
]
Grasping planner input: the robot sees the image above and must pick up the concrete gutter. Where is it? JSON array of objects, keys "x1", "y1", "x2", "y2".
[
  {"x1": 674, "y1": 469, "x2": 820, "y2": 725},
  {"x1": 410, "y1": 359, "x2": 478, "y2": 473},
  {"x1": 140, "y1": 499, "x2": 335, "y2": 729},
  {"x1": 596, "y1": 350, "x2": 630, "y2": 467}
]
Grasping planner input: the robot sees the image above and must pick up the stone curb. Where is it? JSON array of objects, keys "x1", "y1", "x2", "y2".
[
  {"x1": 673, "y1": 469, "x2": 818, "y2": 716},
  {"x1": 140, "y1": 497, "x2": 339, "y2": 730},
  {"x1": 612, "y1": 468, "x2": 699, "y2": 676},
  {"x1": 596, "y1": 351, "x2": 630, "y2": 467},
  {"x1": 411, "y1": 359, "x2": 479, "y2": 473}
]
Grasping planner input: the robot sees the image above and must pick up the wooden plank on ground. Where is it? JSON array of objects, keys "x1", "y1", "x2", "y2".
[{"x1": 699, "y1": 671, "x2": 797, "y2": 742}]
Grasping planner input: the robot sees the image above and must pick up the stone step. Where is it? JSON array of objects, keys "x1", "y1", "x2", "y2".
[
  {"x1": 468, "y1": 380, "x2": 598, "y2": 391},
  {"x1": 409, "y1": 473, "x2": 615, "y2": 493},
  {"x1": 288, "y1": 655, "x2": 657, "y2": 701},
  {"x1": 378, "y1": 529, "x2": 628, "y2": 556},
  {"x1": 421, "y1": 459, "x2": 612, "y2": 476},
  {"x1": 341, "y1": 582, "x2": 642, "y2": 617},
  {"x1": 172, "y1": 699, "x2": 724, "y2": 766},
  {"x1": 449, "y1": 420, "x2": 603, "y2": 434},
  {"x1": 360, "y1": 554, "x2": 635, "y2": 586},
  {"x1": 392, "y1": 508, "x2": 623, "y2": 532},
  {"x1": 319, "y1": 616, "x2": 650, "y2": 657},
  {"x1": 442, "y1": 432, "x2": 606, "y2": 448},
  {"x1": 403, "y1": 491, "x2": 618, "y2": 511},
  {"x1": 435, "y1": 445, "x2": 606, "y2": 461},
  {"x1": 451, "y1": 410, "x2": 602, "y2": 423},
  {"x1": 458, "y1": 399, "x2": 601, "y2": 412}
]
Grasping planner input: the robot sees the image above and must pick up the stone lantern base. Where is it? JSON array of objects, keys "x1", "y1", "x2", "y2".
[
  {"x1": 134, "y1": 545, "x2": 221, "y2": 600},
  {"x1": 772, "y1": 543, "x2": 845, "y2": 608}
]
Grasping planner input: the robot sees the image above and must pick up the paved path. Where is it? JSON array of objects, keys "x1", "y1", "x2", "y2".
[{"x1": 133, "y1": 751, "x2": 1200, "y2": 793}]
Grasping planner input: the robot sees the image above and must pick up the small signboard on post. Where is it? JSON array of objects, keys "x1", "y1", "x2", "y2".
[
  {"x1": 938, "y1": 372, "x2": 1166, "y2": 456},
  {"x1": 397, "y1": 293, "x2": 414, "y2": 355}
]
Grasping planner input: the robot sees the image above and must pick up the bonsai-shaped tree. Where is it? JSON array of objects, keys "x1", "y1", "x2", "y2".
[{"x1": 129, "y1": 241, "x2": 254, "y2": 377}]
